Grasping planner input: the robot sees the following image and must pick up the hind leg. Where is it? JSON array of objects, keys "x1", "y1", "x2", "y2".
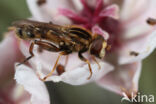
[{"x1": 40, "y1": 51, "x2": 70, "y2": 81}]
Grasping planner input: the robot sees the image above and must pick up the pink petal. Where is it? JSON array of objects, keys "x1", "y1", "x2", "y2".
[
  {"x1": 15, "y1": 64, "x2": 50, "y2": 104},
  {"x1": 99, "y1": 4, "x2": 119, "y2": 19},
  {"x1": 96, "y1": 61, "x2": 142, "y2": 95},
  {"x1": 94, "y1": 0, "x2": 103, "y2": 16},
  {"x1": 92, "y1": 25, "x2": 110, "y2": 40},
  {"x1": 118, "y1": 30, "x2": 156, "y2": 64},
  {"x1": 80, "y1": 0, "x2": 93, "y2": 17},
  {"x1": 58, "y1": 8, "x2": 88, "y2": 24},
  {"x1": 0, "y1": 32, "x2": 22, "y2": 83},
  {"x1": 0, "y1": 80, "x2": 16, "y2": 104}
]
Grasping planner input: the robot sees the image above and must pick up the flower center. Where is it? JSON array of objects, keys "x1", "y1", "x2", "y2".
[{"x1": 59, "y1": 0, "x2": 122, "y2": 51}]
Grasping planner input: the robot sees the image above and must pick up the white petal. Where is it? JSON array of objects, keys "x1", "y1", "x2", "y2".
[
  {"x1": 26, "y1": 0, "x2": 80, "y2": 24},
  {"x1": 26, "y1": 0, "x2": 49, "y2": 21},
  {"x1": 120, "y1": 0, "x2": 149, "y2": 21},
  {"x1": 118, "y1": 30, "x2": 156, "y2": 64},
  {"x1": 97, "y1": 61, "x2": 142, "y2": 95},
  {"x1": 44, "y1": 61, "x2": 114, "y2": 85},
  {"x1": 122, "y1": 24, "x2": 152, "y2": 39},
  {"x1": 84, "y1": 0, "x2": 109, "y2": 8},
  {"x1": 121, "y1": 0, "x2": 156, "y2": 39},
  {"x1": 14, "y1": 64, "x2": 50, "y2": 104}
]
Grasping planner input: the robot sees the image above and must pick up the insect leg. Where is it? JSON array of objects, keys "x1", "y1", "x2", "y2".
[
  {"x1": 78, "y1": 50, "x2": 92, "y2": 79},
  {"x1": 55, "y1": 55, "x2": 68, "y2": 76},
  {"x1": 91, "y1": 56, "x2": 101, "y2": 70},
  {"x1": 41, "y1": 51, "x2": 69, "y2": 81},
  {"x1": 17, "y1": 40, "x2": 60, "y2": 66},
  {"x1": 17, "y1": 41, "x2": 35, "y2": 66}
]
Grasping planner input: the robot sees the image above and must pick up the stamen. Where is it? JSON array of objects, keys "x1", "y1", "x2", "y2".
[
  {"x1": 94, "y1": 0, "x2": 103, "y2": 16},
  {"x1": 80, "y1": 0, "x2": 93, "y2": 17}
]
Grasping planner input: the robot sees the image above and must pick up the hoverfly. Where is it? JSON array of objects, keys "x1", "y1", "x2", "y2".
[
  {"x1": 129, "y1": 51, "x2": 139, "y2": 56},
  {"x1": 12, "y1": 19, "x2": 109, "y2": 81}
]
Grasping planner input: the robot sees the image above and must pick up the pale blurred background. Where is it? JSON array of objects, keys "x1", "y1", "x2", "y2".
[{"x1": 0, "y1": 1, "x2": 156, "y2": 104}]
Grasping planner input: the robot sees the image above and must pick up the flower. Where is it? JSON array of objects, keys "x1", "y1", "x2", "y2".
[
  {"x1": 0, "y1": 0, "x2": 156, "y2": 104},
  {"x1": 0, "y1": 33, "x2": 30, "y2": 104}
]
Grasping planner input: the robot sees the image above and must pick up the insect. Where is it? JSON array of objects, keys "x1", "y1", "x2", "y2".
[
  {"x1": 12, "y1": 19, "x2": 109, "y2": 81},
  {"x1": 129, "y1": 51, "x2": 139, "y2": 56},
  {"x1": 147, "y1": 18, "x2": 156, "y2": 25}
]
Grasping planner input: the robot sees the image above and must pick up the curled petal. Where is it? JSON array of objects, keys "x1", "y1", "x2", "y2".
[
  {"x1": 96, "y1": 62, "x2": 142, "y2": 95},
  {"x1": 99, "y1": 4, "x2": 119, "y2": 19},
  {"x1": 0, "y1": 33, "x2": 22, "y2": 85},
  {"x1": 92, "y1": 25, "x2": 109, "y2": 40},
  {"x1": 14, "y1": 64, "x2": 50, "y2": 104},
  {"x1": 118, "y1": 30, "x2": 156, "y2": 64}
]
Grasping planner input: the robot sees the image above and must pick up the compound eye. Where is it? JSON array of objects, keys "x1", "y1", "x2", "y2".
[
  {"x1": 89, "y1": 35, "x2": 106, "y2": 59},
  {"x1": 90, "y1": 39, "x2": 103, "y2": 58}
]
